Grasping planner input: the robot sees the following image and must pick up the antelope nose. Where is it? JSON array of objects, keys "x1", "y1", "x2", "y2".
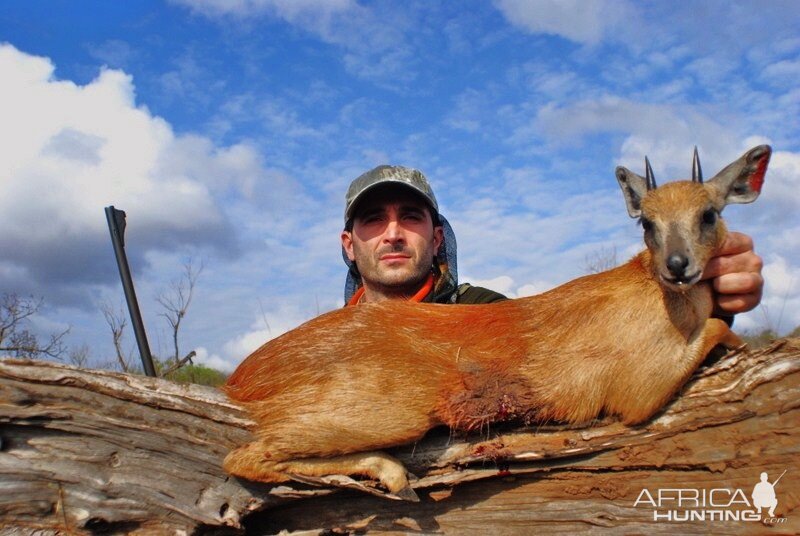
[{"x1": 666, "y1": 254, "x2": 689, "y2": 276}]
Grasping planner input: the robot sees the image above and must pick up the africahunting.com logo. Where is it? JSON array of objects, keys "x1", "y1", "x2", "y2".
[{"x1": 633, "y1": 470, "x2": 787, "y2": 524}]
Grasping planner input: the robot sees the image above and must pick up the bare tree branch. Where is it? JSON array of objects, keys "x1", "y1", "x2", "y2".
[
  {"x1": 0, "y1": 294, "x2": 69, "y2": 360},
  {"x1": 156, "y1": 259, "x2": 203, "y2": 364},
  {"x1": 583, "y1": 245, "x2": 619, "y2": 274},
  {"x1": 68, "y1": 343, "x2": 91, "y2": 368},
  {"x1": 101, "y1": 301, "x2": 130, "y2": 372},
  {"x1": 160, "y1": 350, "x2": 196, "y2": 377},
  {"x1": 0, "y1": 294, "x2": 41, "y2": 345}
]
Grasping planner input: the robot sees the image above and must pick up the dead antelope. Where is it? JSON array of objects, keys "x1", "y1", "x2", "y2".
[{"x1": 224, "y1": 145, "x2": 771, "y2": 500}]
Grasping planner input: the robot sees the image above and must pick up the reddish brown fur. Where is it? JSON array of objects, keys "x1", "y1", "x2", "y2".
[{"x1": 223, "y1": 146, "x2": 771, "y2": 498}]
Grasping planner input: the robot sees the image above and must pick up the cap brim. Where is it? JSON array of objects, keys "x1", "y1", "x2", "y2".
[{"x1": 345, "y1": 180, "x2": 437, "y2": 221}]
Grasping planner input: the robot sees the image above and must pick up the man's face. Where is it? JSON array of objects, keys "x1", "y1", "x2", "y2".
[{"x1": 342, "y1": 186, "x2": 443, "y2": 296}]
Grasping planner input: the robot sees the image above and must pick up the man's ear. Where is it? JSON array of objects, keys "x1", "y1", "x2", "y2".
[
  {"x1": 707, "y1": 145, "x2": 771, "y2": 207},
  {"x1": 615, "y1": 166, "x2": 649, "y2": 218},
  {"x1": 341, "y1": 231, "x2": 356, "y2": 261},
  {"x1": 433, "y1": 226, "x2": 444, "y2": 256}
]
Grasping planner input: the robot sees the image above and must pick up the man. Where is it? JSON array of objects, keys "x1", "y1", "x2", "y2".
[
  {"x1": 340, "y1": 165, "x2": 764, "y2": 316},
  {"x1": 341, "y1": 165, "x2": 506, "y2": 305},
  {"x1": 752, "y1": 471, "x2": 781, "y2": 518}
]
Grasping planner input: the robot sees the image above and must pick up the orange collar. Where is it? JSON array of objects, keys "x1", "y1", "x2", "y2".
[{"x1": 347, "y1": 273, "x2": 435, "y2": 306}]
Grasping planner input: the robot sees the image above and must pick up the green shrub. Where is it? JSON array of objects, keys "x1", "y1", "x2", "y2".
[{"x1": 163, "y1": 363, "x2": 228, "y2": 387}]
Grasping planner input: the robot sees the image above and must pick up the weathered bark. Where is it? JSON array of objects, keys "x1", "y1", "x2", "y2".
[{"x1": 1, "y1": 339, "x2": 798, "y2": 534}]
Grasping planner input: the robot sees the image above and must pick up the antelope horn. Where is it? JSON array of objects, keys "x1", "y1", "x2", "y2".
[
  {"x1": 692, "y1": 146, "x2": 703, "y2": 183},
  {"x1": 645, "y1": 156, "x2": 657, "y2": 190}
]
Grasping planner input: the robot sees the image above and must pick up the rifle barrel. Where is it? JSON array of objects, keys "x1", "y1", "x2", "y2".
[
  {"x1": 773, "y1": 469, "x2": 787, "y2": 487},
  {"x1": 105, "y1": 206, "x2": 157, "y2": 377}
]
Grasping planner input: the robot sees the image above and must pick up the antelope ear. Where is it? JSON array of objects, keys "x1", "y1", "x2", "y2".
[
  {"x1": 708, "y1": 145, "x2": 771, "y2": 206},
  {"x1": 616, "y1": 166, "x2": 648, "y2": 218}
]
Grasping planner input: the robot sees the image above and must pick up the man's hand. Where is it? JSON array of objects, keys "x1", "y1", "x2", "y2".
[{"x1": 702, "y1": 231, "x2": 764, "y2": 315}]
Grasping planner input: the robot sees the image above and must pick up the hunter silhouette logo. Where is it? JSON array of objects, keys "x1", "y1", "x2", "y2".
[{"x1": 752, "y1": 470, "x2": 785, "y2": 518}]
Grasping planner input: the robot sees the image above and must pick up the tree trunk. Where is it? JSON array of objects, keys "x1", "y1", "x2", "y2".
[{"x1": 1, "y1": 339, "x2": 798, "y2": 534}]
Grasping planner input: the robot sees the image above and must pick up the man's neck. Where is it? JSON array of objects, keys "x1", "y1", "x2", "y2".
[
  {"x1": 360, "y1": 274, "x2": 434, "y2": 304},
  {"x1": 361, "y1": 288, "x2": 415, "y2": 303}
]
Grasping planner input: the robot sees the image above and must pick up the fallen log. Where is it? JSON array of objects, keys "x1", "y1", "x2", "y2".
[{"x1": 1, "y1": 338, "x2": 798, "y2": 534}]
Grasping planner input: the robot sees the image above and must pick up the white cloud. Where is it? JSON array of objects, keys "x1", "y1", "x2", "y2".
[
  {"x1": 493, "y1": 0, "x2": 635, "y2": 44},
  {"x1": 759, "y1": 147, "x2": 800, "y2": 212},
  {"x1": 222, "y1": 326, "x2": 272, "y2": 367},
  {"x1": 86, "y1": 39, "x2": 137, "y2": 69},
  {"x1": 736, "y1": 254, "x2": 800, "y2": 335},
  {"x1": 171, "y1": 0, "x2": 385, "y2": 54},
  {"x1": 220, "y1": 302, "x2": 329, "y2": 368},
  {"x1": 0, "y1": 44, "x2": 273, "y2": 302},
  {"x1": 762, "y1": 60, "x2": 800, "y2": 86},
  {"x1": 520, "y1": 65, "x2": 585, "y2": 100},
  {"x1": 192, "y1": 346, "x2": 236, "y2": 373},
  {"x1": 463, "y1": 275, "x2": 516, "y2": 296},
  {"x1": 445, "y1": 89, "x2": 489, "y2": 133},
  {"x1": 447, "y1": 177, "x2": 633, "y2": 304},
  {"x1": 515, "y1": 281, "x2": 555, "y2": 297},
  {"x1": 526, "y1": 96, "x2": 758, "y2": 180},
  {"x1": 464, "y1": 274, "x2": 557, "y2": 299},
  {"x1": 171, "y1": 0, "x2": 415, "y2": 83},
  {"x1": 172, "y1": 0, "x2": 356, "y2": 20}
]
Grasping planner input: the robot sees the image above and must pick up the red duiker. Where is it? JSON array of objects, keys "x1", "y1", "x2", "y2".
[{"x1": 224, "y1": 145, "x2": 771, "y2": 500}]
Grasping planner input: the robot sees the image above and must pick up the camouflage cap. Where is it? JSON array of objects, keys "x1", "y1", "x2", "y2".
[{"x1": 344, "y1": 165, "x2": 438, "y2": 222}]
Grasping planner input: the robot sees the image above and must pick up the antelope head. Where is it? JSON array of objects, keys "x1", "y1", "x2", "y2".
[{"x1": 615, "y1": 145, "x2": 771, "y2": 291}]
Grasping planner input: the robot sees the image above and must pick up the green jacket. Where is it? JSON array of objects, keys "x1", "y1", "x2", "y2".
[{"x1": 428, "y1": 282, "x2": 507, "y2": 304}]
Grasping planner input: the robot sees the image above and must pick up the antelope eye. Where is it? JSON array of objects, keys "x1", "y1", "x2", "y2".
[
  {"x1": 702, "y1": 209, "x2": 717, "y2": 225},
  {"x1": 639, "y1": 217, "x2": 653, "y2": 232}
]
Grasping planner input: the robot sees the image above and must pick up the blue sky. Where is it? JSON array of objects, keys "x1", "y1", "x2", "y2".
[{"x1": 1, "y1": 0, "x2": 799, "y2": 371}]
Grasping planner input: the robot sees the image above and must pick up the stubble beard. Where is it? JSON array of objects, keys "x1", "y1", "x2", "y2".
[{"x1": 358, "y1": 246, "x2": 434, "y2": 296}]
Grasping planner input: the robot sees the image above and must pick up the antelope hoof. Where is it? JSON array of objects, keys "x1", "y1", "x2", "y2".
[{"x1": 394, "y1": 484, "x2": 420, "y2": 502}]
